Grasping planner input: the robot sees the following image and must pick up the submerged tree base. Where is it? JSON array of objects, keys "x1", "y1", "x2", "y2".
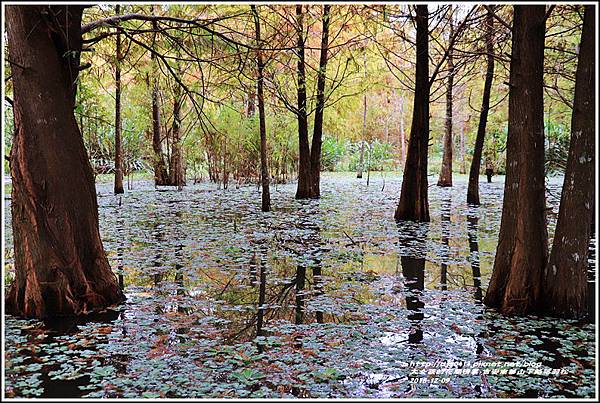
[{"x1": 6, "y1": 273, "x2": 125, "y2": 319}]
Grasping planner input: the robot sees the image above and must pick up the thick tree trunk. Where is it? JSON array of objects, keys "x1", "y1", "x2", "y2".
[
  {"x1": 150, "y1": 13, "x2": 169, "y2": 186},
  {"x1": 484, "y1": 6, "x2": 548, "y2": 315},
  {"x1": 467, "y1": 9, "x2": 495, "y2": 204},
  {"x1": 543, "y1": 5, "x2": 594, "y2": 319},
  {"x1": 295, "y1": 5, "x2": 312, "y2": 199},
  {"x1": 5, "y1": 5, "x2": 124, "y2": 318},
  {"x1": 438, "y1": 26, "x2": 454, "y2": 188},
  {"x1": 395, "y1": 5, "x2": 430, "y2": 222},
  {"x1": 251, "y1": 5, "x2": 271, "y2": 212},
  {"x1": 309, "y1": 4, "x2": 331, "y2": 198},
  {"x1": 113, "y1": 4, "x2": 124, "y2": 194}
]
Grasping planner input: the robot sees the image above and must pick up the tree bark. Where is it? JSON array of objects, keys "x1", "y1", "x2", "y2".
[
  {"x1": 169, "y1": 61, "x2": 185, "y2": 190},
  {"x1": 459, "y1": 114, "x2": 467, "y2": 174},
  {"x1": 5, "y1": 5, "x2": 124, "y2": 318},
  {"x1": 150, "y1": 10, "x2": 169, "y2": 186},
  {"x1": 467, "y1": 8, "x2": 495, "y2": 204},
  {"x1": 399, "y1": 92, "x2": 406, "y2": 166},
  {"x1": 544, "y1": 5, "x2": 594, "y2": 319},
  {"x1": 171, "y1": 96, "x2": 184, "y2": 190},
  {"x1": 395, "y1": 5, "x2": 430, "y2": 222},
  {"x1": 437, "y1": 21, "x2": 454, "y2": 188},
  {"x1": 113, "y1": 4, "x2": 124, "y2": 194},
  {"x1": 251, "y1": 5, "x2": 271, "y2": 212},
  {"x1": 295, "y1": 5, "x2": 312, "y2": 199},
  {"x1": 309, "y1": 4, "x2": 331, "y2": 199},
  {"x1": 246, "y1": 85, "x2": 256, "y2": 117},
  {"x1": 484, "y1": 6, "x2": 548, "y2": 315},
  {"x1": 357, "y1": 47, "x2": 367, "y2": 179}
]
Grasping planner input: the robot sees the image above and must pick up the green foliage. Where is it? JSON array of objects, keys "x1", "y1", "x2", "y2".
[
  {"x1": 347, "y1": 139, "x2": 395, "y2": 172},
  {"x1": 321, "y1": 136, "x2": 347, "y2": 171},
  {"x1": 545, "y1": 120, "x2": 570, "y2": 175}
]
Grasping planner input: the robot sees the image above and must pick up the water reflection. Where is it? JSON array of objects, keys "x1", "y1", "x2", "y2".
[
  {"x1": 467, "y1": 212, "x2": 483, "y2": 303},
  {"x1": 294, "y1": 265, "x2": 306, "y2": 325},
  {"x1": 401, "y1": 255, "x2": 425, "y2": 344},
  {"x1": 256, "y1": 247, "x2": 267, "y2": 337},
  {"x1": 3, "y1": 175, "x2": 595, "y2": 399},
  {"x1": 397, "y1": 221, "x2": 428, "y2": 345},
  {"x1": 440, "y1": 196, "x2": 451, "y2": 291}
]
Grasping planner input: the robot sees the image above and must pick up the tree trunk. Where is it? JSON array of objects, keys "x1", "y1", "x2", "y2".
[
  {"x1": 395, "y1": 5, "x2": 430, "y2": 222},
  {"x1": 5, "y1": 5, "x2": 124, "y2": 318},
  {"x1": 251, "y1": 5, "x2": 271, "y2": 212},
  {"x1": 169, "y1": 60, "x2": 185, "y2": 190},
  {"x1": 399, "y1": 92, "x2": 406, "y2": 166},
  {"x1": 437, "y1": 21, "x2": 454, "y2": 187},
  {"x1": 309, "y1": 4, "x2": 331, "y2": 199},
  {"x1": 295, "y1": 5, "x2": 312, "y2": 199},
  {"x1": 113, "y1": 4, "x2": 124, "y2": 194},
  {"x1": 170, "y1": 96, "x2": 183, "y2": 189},
  {"x1": 357, "y1": 47, "x2": 367, "y2": 179},
  {"x1": 437, "y1": 22, "x2": 454, "y2": 188},
  {"x1": 246, "y1": 84, "x2": 256, "y2": 117},
  {"x1": 467, "y1": 8, "x2": 495, "y2": 204},
  {"x1": 150, "y1": 11, "x2": 169, "y2": 186},
  {"x1": 459, "y1": 114, "x2": 467, "y2": 174},
  {"x1": 484, "y1": 6, "x2": 548, "y2": 315},
  {"x1": 543, "y1": 5, "x2": 594, "y2": 319}
]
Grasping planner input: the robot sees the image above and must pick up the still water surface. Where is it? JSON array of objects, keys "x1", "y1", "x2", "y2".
[{"x1": 3, "y1": 173, "x2": 596, "y2": 398}]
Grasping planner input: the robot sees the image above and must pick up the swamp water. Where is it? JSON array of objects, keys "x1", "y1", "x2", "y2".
[{"x1": 3, "y1": 173, "x2": 596, "y2": 398}]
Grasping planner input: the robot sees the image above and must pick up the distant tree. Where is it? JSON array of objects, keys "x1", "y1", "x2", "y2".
[
  {"x1": 467, "y1": 7, "x2": 495, "y2": 204},
  {"x1": 149, "y1": 6, "x2": 170, "y2": 186},
  {"x1": 395, "y1": 5, "x2": 430, "y2": 222},
  {"x1": 310, "y1": 5, "x2": 331, "y2": 198},
  {"x1": 251, "y1": 5, "x2": 271, "y2": 211},
  {"x1": 114, "y1": 4, "x2": 124, "y2": 194},
  {"x1": 437, "y1": 15, "x2": 455, "y2": 187},
  {"x1": 294, "y1": 5, "x2": 312, "y2": 199}
]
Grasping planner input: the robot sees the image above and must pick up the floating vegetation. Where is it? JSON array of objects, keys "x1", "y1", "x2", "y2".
[{"x1": 3, "y1": 174, "x2": 595, "y2": 398}]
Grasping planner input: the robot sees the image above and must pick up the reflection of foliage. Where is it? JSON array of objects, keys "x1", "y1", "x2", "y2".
[{"x1": 3, "y1": 174, "x2": 594, "y2": 398}]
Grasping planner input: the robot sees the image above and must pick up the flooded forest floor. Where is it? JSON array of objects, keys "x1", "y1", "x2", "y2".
[{"x1": 3, "y1": 172, "x2": 596, "y2": 398}]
